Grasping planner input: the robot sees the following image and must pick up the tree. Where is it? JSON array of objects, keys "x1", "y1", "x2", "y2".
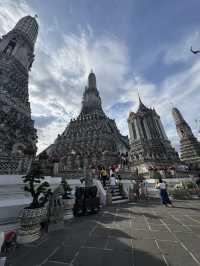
[{"x1": 22, "y1": 161, "x2": 51, "y2": 209}]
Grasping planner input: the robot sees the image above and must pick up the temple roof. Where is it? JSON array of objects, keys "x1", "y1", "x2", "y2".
[{"x1": 136, "y1": 95, "x2": 150, "y2": 113}]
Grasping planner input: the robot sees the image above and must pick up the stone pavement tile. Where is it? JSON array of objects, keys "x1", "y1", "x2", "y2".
[
  {"x1": 174, "y1": 232, "x2": 200, "y2": 261},
  {"x1": 147, "y1": 218, "x2": 163, "y2": 225},
  {"x1": 107, "y1": 237, "x2": 132, "y2": 252},
  {"x1": 161, "y1": 218, "x2": 181, "y2": 225},
  {"x1": 134, "y1": 249, "x2": 166, "y2": 266},
  {"x1": 73, "y1": 247, "x2": 133, "y2": 266},
  {"x1": 149, "y1": 224, "x2": 169, "y2": 232},
  {"x1": 49, "y1": 245, "x2": 79, "y2": 264},
  {"x1": 166, "y1": 224, "x2": 191, "y2": 232},
  {"x1": 62, "y1": 234, "x2": 88, "y2": 247},
  {"x1": 133, "y1": 239, "x2": 160, "y2": 254},
  {"x1": 188, "y1": 225, "x2": 200, "y2": 235},
  {"x1": 175, "y1": 217, "x2": 200, "y2": 226},
  {"x1": 158, "y1": 241, "x2": 198, "y2": 266},
  {"x1": 6, "y1": 245, "x2": 33, "y2": 266},
  {"x1": 93, "y1": 227, "x2": 131, "y2": 239},
  {"x1": 85, "y1": 236, "x2": 108, "y2": 249},
  {"x1": 132, "y1": 224, "x2": 148, "y2": 230},
  {"x1": 132, "y1": 229, "x2": 154, "y2": 239},
  {"x1": 43, "y1": 262, "x2": 69, "y2": 266},
  {"x1": 9, "y1": 242, "x2": 60, "y2": 266},
  {"x1": 73, "y1": 247, "x2": 108, "y2": 266},
  {"x1": 151, "y1": 231, "x2": 177, "y2": 241}
]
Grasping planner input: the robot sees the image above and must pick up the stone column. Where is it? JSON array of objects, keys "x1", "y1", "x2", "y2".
[
  {"x1": 143, "y1": 118, "x2": 151, "y2": 139},
  {"x1": 136, "y1": 118, "x2": 144, "y2": 139},
  {"x1": 128, "y1": 122, "x2": 134, "y2": 141},
  {"x1": 134, "y1": 119, "x2": 140, "y2": 140}
]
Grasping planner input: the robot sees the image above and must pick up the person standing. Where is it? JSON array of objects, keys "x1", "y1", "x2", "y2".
[
  {"x1": 157, "y1": 178, "x2": 173, "y2": 207},
  {"x1": 100, "y1": 167, "x2": 108, "y2": 187},
  {"x1": 134, "y1": 181, "x2": 140, "y2": 201},
  {"x1": 196, "y1": 175, "x2": 200, "y2": 197},
  {"x1": 110, "y1": 174, "x2": 116, "y2": 194},
  {"x1": 139, "y1": 181, "x2": 145, "y2": 200}
]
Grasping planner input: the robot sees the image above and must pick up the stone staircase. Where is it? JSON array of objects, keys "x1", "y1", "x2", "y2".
[{"x1": 105, "y1": 183, "x2": 129, "y2": 204}]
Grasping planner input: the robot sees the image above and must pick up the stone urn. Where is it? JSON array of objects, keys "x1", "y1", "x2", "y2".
[{"x1": 18, "y1": 207, "x2": 47, "y2": 244}]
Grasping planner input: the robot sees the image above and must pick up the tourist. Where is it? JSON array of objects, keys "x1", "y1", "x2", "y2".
[
  {"x1": 196, "y1": 175, "x2": 200, "y2": 196},
  {"x1": 117, "y1": 175, "x2": 123, "y2": 194},
  {"x1": 80, "y1": 178, "x2": 85, "y2": 187},
  {"x1": 139, "y1": 181, "x2": 145, "y2": 200},
  {"x1": 100, "y1": 167, "x2": 108, "y2": 187},
  {"x1": 157, "y1": 178, "x2": 173, "y2": 207},
  {"x1": 134, "y1": 181, "x2": 140, "y2": 201},
  {"x1": 110, "y1": 174, "x2": 116, "y2": 193}
]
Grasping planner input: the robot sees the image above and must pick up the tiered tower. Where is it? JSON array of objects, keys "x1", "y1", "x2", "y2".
[
  {"x1": 172, "y1": 107, "x2": 200, "y2": 168},
  {"x1": 0, "y1": 15, "x2": 38, "y2": 174},
  {"x1": 40, "y1": 72, "x2": 129, "y2": 177},
  {"x1": 128, "y1": 96, "x2": 179, "y2": 176}
]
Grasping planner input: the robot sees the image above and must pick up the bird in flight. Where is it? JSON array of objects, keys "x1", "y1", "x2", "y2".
[{"x1": 190, "y1": 46, "x2": 200, "y2": 54}]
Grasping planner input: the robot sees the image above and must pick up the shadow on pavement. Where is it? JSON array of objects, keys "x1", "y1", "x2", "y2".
[{"x1": 3, "y1": 210, "x2": 168, "y2": 266}]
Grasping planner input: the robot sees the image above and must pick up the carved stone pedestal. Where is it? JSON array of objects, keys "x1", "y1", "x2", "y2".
[{"x1": 18, "y1": 207, "x2": 47, "y2": 244}]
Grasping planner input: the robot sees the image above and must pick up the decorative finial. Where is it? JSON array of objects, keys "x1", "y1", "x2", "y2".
[
  {"x1": 34, "y1": 14, "x2": 38, "y2": 19},
  {"x1": 91, "y1": 68, "x2": 93, "y2": 73},
  {"x1": 137, "y1": 88, "x2": 142, "y2": 103}
]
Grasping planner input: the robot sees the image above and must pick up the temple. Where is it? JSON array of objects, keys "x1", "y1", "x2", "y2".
[
  {"x1": 172, "y1": 107, "x2": 200, "y2": 168},
  {"x1": 0, "y1": 15, "x2": 38, "y2": 174},
  {"x1": 128, "y1": 96, "x2": 179, "y2": 177},
  {"x1": 39, "y1": 72, "x2": 129, "y2": 177}
]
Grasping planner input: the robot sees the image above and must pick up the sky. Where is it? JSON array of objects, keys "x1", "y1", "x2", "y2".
[{"x1": 1, "y1": 0, "x2": 200, "y2": 154}]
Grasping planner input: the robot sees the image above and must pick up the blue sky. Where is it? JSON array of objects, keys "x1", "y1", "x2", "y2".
[{"x1": 1, "y1": 0, "x2": 200, "y2": 153}]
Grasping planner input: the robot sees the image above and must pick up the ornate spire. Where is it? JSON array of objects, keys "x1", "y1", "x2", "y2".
[
  {"x1": 172, "y1": 107, "x2": 194, "y2": 139},
  {"x1": 80, "y1": 72, "x2": 104, "y2": 115},
  {"x1": 12, "y1": 15, "x2": 38, "y2": 46},
  {"x1": 88, "y1": 70, "x2": 96, "y2": 89},
  {"x1": 172, "y1": 107, "x2": 185, "y2": 125},
  {"x1": 172, "y1": 106, "x2": 200, "y2": 166},
  {"x1": 137, "y1": 92, "x2": 149, "y2": 113}
]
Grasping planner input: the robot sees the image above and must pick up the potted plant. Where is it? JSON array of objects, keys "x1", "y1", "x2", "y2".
[
  {"x1": 61, "y1": 178, "x2": 74, "y2": 210},
  {"x1": 18, "y1": 161, "x2": 51, "y2": 244}
]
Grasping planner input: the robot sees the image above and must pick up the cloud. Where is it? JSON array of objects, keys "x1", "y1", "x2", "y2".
[
  {"x1": 1, "y1": 0, "x2": 200, "y2": 157},
  {"x1": 32, "y1": 115, "x2": 58, "y2": 128},
  {"x1": 0, "y1": 0, "x2": 34, "y2": 34},
  {"x1": 163, "y1": 31, "x2": 200, "y2": 65}
]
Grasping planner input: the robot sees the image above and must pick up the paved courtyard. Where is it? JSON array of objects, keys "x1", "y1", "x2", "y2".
[{"x1": 6, "y1": 200, "x2": 200, "y2": 266}]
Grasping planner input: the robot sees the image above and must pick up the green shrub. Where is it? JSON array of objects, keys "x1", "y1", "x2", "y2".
[
  {"x1": 183, "y1": 181, "x2": 196, "y2": 189},
  {"x1": 170, "y1": 188, "x2": 191, "y2": 199},
  {"x1": 22, "y1": 162, "x2": 51, "y2": 209}
]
